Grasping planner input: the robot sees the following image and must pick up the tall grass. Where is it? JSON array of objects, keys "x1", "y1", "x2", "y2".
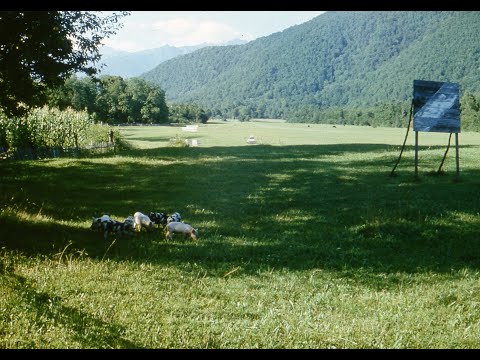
[{"x1": 1, "y1": 121, "x2": 480, "y2": 348}]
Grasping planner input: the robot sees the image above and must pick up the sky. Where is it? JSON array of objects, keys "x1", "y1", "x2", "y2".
[{"x1": 102, "y1": 11, "x2": 326, "y2": 52}]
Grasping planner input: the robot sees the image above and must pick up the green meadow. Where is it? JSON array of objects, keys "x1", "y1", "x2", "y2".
[{"x1": 2, "y1": 120, "x2": 480, "y2": 348}]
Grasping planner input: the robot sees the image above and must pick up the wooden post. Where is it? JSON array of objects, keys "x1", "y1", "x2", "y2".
[
  {"x1": 455, "y1": 132, "x2": 460, "y2": 180},
  {"x1": 437, "y1": 132, "x2": 452, "y2": 174},
  {"x1": 415, "y1": 131, "x2": 419, "y2": 178},
  {"x1": 389, "y1": 102, "x2": 414, "y2": 177}
]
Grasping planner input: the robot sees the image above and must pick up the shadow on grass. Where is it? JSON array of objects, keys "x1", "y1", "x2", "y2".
[
  {"x1": 123, "y1": 135, "x2": 179, "y2": 142},
  {"x1": 2, "y1": 143, "x2": 480, "y2": 279},
  {"x1": 1, "y1": 271, "x2": 141, "y2": 348}
]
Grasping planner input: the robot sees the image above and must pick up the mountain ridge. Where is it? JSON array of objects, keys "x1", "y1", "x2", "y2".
[
  {"x1": 140, "y1": 11, "x2": 480, "y2": 121},
  {"x1": 98, "y1": 39, "x2": 249, "y2": 78}
]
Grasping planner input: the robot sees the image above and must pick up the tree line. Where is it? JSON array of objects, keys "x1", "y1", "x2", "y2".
[
  {"x1": 46, "y1": 75, "x2": 209, "y2": 125},
  {"x1": 287, "y1": 92, "x2": 480, "y2": 132},
  {"x1": 47, "y1": 75, "x2": 168, "y2": 124}
]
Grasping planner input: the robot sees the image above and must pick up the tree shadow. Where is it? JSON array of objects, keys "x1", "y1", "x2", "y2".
[
  {"x1": 123, "y1": 135, "x2": 179, "y2": 142},
  {"x1": 2, "y1": 143, "x2": 480, "y2": 283},
  {"x1": 1, "y1": 271, "x2": 141, "y2": 348}
]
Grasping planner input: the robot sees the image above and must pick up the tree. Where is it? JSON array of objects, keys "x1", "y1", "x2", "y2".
[
  {"x1": 47, "y1": 75, "x2": 98, "y2": 115},
  {"x1": 0, "y1": 11, "x2": 129, "y2": 117},
  {"x1": 45, "y1": 74, "x2": 170, "y2": 125},
  {"x1": 126, "y1": 78, "x2": 168, "y2": 124},
  {"x1": 69, "y1": 76, "x2": 98, "y2": 116},
  {"x1": 96, "y1": 75, "x2": 129, "y2": 124},
  {"x1": 125, "y1": 77, "x2": 148, "y2": 123},
  {"x1": 141, "y1": 85, "x2": 169, "y2": 124},
  {"x1": 168, "y1": 103, "x2": 209, "y2": 124}
]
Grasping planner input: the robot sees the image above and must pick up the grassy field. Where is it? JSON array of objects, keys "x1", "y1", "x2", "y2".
[{"x1": 2, "y1": 120, "x2": 480, "y2": 348}]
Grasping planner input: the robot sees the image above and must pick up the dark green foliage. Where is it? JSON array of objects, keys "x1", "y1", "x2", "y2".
[
  {"x1": 141, "y1": 11, "x2": 480, "y2": 127},
  {"x1": 168, "y1": 103, "x2": 209, "y2": 124},
  {"x1": 47, "y1": 75, "x2": 169, "y2": 124},
  {"x1": 460, "y1": 92, "x2": 480, "y2": 132},
  {"x1": 0, "y1": 11, "x2": 129, "y2": 117},
  {"x1": 0, "y1": 106, "x2": 113, "y2": 152},
  {"x1": 47, "y1": 75, "x2": 98, "y2": 114}
]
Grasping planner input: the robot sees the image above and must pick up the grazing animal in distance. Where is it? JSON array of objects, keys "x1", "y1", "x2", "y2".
[
  {"x1": 149, "y1": 212, "x2": 167, "y2": 227},
  {"x1": 90, "y1": 215, "x2": 135, "y2": 239},
  {"x1": 164, "y1": 221, "x2": 198, "y2": 241},
  {"x1": 90, "y1": 215, "x2": 111, "y2": 232},
  {"x1": 104, "y1": 219, "x2": 136, "y2": 239},
  {"x1": 133, "y1": 211, "x2": 155, "y2": 232},
  {"x1": 124, "y1": 216, "x2": 135, "y2": 231}
]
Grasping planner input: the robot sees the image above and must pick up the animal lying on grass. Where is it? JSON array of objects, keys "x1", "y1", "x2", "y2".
[
  {"x1": 164, "y1": 221, "x2": 198, "y2": 241},
  {"x1": 134, "y1": 211, "x2": 155, "y2": 232}
]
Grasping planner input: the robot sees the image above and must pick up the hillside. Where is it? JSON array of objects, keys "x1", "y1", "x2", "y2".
[
  {"x1": 140, "y1": 11, "x2": 480, "y2": 123},
  {"x1": 98, "y1": 44, "x2": 207, "y2": 78},
  {"x1": 98, "y1": 39, "x2": 249, "y2": 79}
]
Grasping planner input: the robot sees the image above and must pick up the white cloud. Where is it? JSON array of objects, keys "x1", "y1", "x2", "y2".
[
  {"x1": 101, "y1": 11, "x2": 325, "y2": 52},
  {"x1": 152, "y1": 18, "x2": 251, "y2": 46}
]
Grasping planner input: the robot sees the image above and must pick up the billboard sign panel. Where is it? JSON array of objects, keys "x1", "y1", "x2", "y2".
[{"x1": 413, "y1": 80, "x2": 460, "y2": 133}]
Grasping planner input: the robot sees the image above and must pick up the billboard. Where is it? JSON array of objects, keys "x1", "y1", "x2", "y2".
[{"x1": 413, "y1": 80, "x2": 460, "y2": 133}]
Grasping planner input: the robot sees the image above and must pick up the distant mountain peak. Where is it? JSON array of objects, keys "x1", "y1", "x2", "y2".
[{"x1": 97, "y1": 39, "x2": 249, "y2": 78}]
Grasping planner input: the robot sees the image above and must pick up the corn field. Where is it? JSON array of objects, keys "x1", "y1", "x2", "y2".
[{"x1": 0, "y1": 106, "x2": 119, "y2": 160}]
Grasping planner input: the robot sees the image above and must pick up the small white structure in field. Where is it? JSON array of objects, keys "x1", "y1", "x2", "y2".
[
  {"x1": 247, "y1": 135, "x2": 256, "y2": 144},
  {"x1": 184, "y1": 138, "x2": 200, "y2": 147},
  {"x1": 182, "y1": 125, "x2": 198, "y2": 132}
]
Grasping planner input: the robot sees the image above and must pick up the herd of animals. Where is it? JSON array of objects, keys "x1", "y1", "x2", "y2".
[{"x1": 89, "y1": 211, "x2": 198, "y2": 241}]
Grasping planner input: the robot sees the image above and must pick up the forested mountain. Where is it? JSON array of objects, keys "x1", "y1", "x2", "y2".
[{"x1": 140, "y1": 11, "x2": 480, "y2": 127}]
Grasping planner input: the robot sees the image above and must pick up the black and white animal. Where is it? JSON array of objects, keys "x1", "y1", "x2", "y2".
[
  {"x1": 164, "y1": 221, "x2": 198, "y2": 241},
  {"x1": 90, "y1": 215, "x2": 135, "y2": 239},
  {"x1": 149, "y1": 212, "x2": 168, "y2": 227},
  {"x1": 167, "y1": 212, "x2": 182, "y2": 224},
  {"x1": 123, "y1": 216, "x2": 136, "y2": 231},
  {"x1": 90, "y1": 215, "x2": 111, "y2": 233},
  {"x1": 133, "y1": 211, "x2": 155, "y2": 232},
  {"x1": 103, "y1": 219, "x2": 136, "y2": 239}
]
